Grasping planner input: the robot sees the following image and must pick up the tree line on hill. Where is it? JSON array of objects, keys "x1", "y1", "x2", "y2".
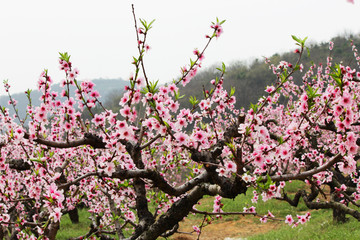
[{"x1": 3, "y1": 34, "x2": 360, "y2": 123}]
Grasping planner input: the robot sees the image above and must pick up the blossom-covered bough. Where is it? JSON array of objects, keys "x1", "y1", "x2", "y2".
[{"x1": 2, "y1": 5, "x2": 360, "y2": 240}]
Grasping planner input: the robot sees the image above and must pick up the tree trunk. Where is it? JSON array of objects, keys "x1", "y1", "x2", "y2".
[
  {"x1": 68, "y1": 208, "x2": 79, "y2": 223},
  {"x1": 47, "y1": 221, "x2": 60, "y2": 240},
  {"x1": 332, "y1": 190, "x2": 348, "y2": 223},
  {"x1": 333, "y1": 207, "x2": 348, "y2": 223}
]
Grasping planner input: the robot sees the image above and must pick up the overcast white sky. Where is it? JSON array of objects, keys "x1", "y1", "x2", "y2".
[{"x1": 0, "y1": 0, "x2": 359, "y2": 95}]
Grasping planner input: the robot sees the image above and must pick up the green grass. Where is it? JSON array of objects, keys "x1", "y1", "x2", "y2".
[
  {"x1": 186, "y1": 180, "x2": 360, "y2": 240},
  {"x1": 249, "y1": 210, "x2": 360, "y2": 240},
  {"x1": 58, "y1": 181, "x2": 360, "y2": 240},
  {"x1": 56, "y1": 209, "x2": 92, "y2": 240},
  {"x1": 194, "y1": 180, "x2": 308, "y2": 221}
]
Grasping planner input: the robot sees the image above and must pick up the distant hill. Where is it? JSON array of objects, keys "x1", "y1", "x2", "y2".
[
  {"x1": 0, "y1": 78, "x2": 127, "y2": 120},
  {"x1": 76, "y1": 34, "x2": 360, "y2": 117},
  {"x1": 177, "y1": 33, "x2": 360, "y2": 110},
  {"x1": 3, "y1": 34, "x2": 360, "y2": 123}
]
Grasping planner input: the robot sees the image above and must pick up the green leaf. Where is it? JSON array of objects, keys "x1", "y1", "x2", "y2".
[
  {"x1": 148, "y1": 19, "x2": 156, "y2": 29},
  {"x1": 190, "y1": 58, "x2": 195, "y2": 67},
  {"x1": 250, "y1": 102, "x2": 258, "y2": 112},
  {"x1": 291, "y1": 35, "x2": 301, "y2": 43},
  {"x1": 149, "y1": 80, "x2": 159, "y2": 93},
  {"x1": 151, "y1": 114, "x2": 161, "y2": 123},
  {"x1": 291, "y1": 35, "x2": 307, "y2": 47},
  {"x1": 209, "y1": 88, "x2": 214, "y2": 95},
  {"x1": 230, "y1": 87, "x2": 235, "y2": 97},
  {"x1": 302, "y1": 36, "x2": 308, "y2": 44},
  {"x1": 220, "y1": 62, "x2": 226, "y2": 73},
  {"x1": 139, "y1": 18, "x2": 155, "y2": 31},
  {"x1": 151, "y1": 148, "x2": 156, "y2": 155},
  {"x1": 130, "y1": 80, "x2": 135, "y2": 89},
  {"x1": 225, "y1": 141, "x2": 235, "y2": 150},
  {"x1": 119, "y1": 180, "x2": 129, "y2": 188},
  {"x1": 132, "y1": 56, "x2": 138, "y2": 64},
  {"x1": 140, "y1": 88, "x2": 149, "y2": 95},
  {"x1": 174, "y1": 91, "x2": 184, "y2": 100},
  {"x1": 163, "y1": 121, "x2": 170, "y2": 129},
  {"x1": 59, "y1": 52, "x2": 71, "y2": 62},
  {"x1": 189, "y1": 96, "x2": 199, "y2": 106},
  {"x1": 140, "y1": 19, "x2": 147, "y2": 28},
  {"x1": 29, "y1": 158, "x2": 43, "y2": 164},
  {"x1": 278, "y1": 136, "x2": 284, "y2": 144}
]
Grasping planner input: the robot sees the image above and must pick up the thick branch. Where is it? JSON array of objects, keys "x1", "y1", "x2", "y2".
[
  {"x1": 271, "y1": 154, "x2": 342, "y2": 182},
  {"x1": 24, "y1": 132, "x2": 106, "y2": 149},
  {"x1": 279, "y1": 189, "x2": 360, "y2": 221},
  {"x1": 191, "y1": 209, "x2": 257, "y2": 216},
  {"x1": 123, "y1": 141, "x2": 155, "y2": 239},
  {"x1": 59, "y1": 172, "x2": 98, "y2": 190},
  {"x1": 7, "y1": 159, "x2": 31, "y2": 171},
  {"x1": 111, "y1": 169, "x2": 209, "y2": 197},
  {"x1": 136, "y1": 183, "x2": 217, "y2": 240}
]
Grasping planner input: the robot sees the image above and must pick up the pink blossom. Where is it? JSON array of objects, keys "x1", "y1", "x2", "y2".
[
  {"x1": 248, "y1": 206, "x2": 256, "y2": 213},
  {"x1": 120, "y1": 106, "x2": 132, "y2": 118},
  {"x1": 265, "y1": 86, "x2": 275, "y2": 93},
  {"x1": 340, "y1": 91, "x2": 352, "y2": 107},
  {"x1": 260, "y1": 216, "x2": 268, "y2": 223},
  {"x1": 45, "y1": 183, "x2": 64, "y2": 204},
  {"x1": 333, "y1": 105, "x2": 343, "y2": 117},
  {"x1": 90, "y1": 90, "x2": 100, "y2": 98},
  {"x1": 193, "y1": 225, "x2": 200, "y2": 233},
  {"x1": 335, "y1": 121, "x2": 346, "y2": 132},
  {"x1": 216, "y1": 167, "x2": 227, "y2": 177},
  {"x1": 193, "y1": 131, "x2": 205, "y2": 142},
  {"x1": 104, "y1": 162, "x2": 116, "y2": 176},
  {"x1": 126, "y1": 211, "x2": 136, "y2": 222},
  {"x1": 49, "y1": 208, "x2": 62, "y2": 222},
  {"x1": 285, "y1": 215, "x2": 294, "y2": 225},
  {"x1": 298, "y1": 215, "x2": 307, "y2": 224},
  {"x1": 267, "y1": 211, "x2": 275, "y2": 218},
  {"x1": 135, "y1": 77, "x2": 145, "y2": 88},
  {"x1": 225, "y1": 161, "x2": 236, "y2": 173},
  {"x1": 175, "y1": 132, "x2": 188, "y2": 145},
  {"x1": 242, "y1": 173, "x2": 252, "y2": 183}
]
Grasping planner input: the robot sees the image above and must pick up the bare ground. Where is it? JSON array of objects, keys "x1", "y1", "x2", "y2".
[{"x1": 172, "y1": 216, "x2": 282, "y2": 240}]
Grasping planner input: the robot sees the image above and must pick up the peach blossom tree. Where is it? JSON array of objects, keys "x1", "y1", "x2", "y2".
[{"x1": 1, "y1": 6, "x2": 360, "y2": 240}]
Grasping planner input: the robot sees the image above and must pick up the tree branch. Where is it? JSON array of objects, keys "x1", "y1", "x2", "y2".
[
  {"x1": 271, "y1": 154, "x2": 342, "y2": 182},
  {"x1": 24, "y1": 132, "x2": 106, "y2": 149}
]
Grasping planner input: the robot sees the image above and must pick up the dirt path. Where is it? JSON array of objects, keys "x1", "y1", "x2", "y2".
[{"x1": 173, "y1": 216, "x2": 282, "y2": 240}]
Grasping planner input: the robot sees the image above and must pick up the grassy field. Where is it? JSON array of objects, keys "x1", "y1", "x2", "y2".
[
  {"x1": 249, "y1": 210, "x2": 360, "y2": 240},
  {"x1": 57, "y1": 181, "x2": 360, "y2": 239},
  {"x1": 56, "y1": 209, "x2": 92, "y2": 240}
]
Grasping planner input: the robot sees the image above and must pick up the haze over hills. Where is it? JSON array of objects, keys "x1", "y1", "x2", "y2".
[
  {"x1": 1, "y1": 34, "x2": 360, "y2": 122},
  {"x1": 96, "y1": 33, "x2": 360, "y2": 117},
  {"x1": 177, "y1": 33, "x2": 360, "y2": 110},
  {"x1": 0, "y1": 78, "x2": 127, "y2": 120}
]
